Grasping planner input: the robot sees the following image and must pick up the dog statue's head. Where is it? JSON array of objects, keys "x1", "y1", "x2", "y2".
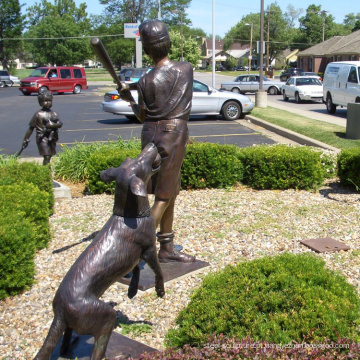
[{"x1": 100, "y1": 143, "x2": 161, "y2": 217}]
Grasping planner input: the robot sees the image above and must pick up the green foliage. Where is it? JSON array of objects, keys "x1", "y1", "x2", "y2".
[
  {"x1": 86, "y1": 147, "x2": 141, "y2": 194},
  {"x1": 166, "y1": 253, "x2": 360, "y2": 348},
  {"x1": 0, "y1": 213, "x2": 36, "y2": 300},
  {"x1": 238, "y1": 145, "x2": 325, "y2": 190},
  {"x1": 337, "y1": 147, "x2": 360, "y2": 190},
  {"x1": 0, "y1": 0, "x2": 24, "y2": 69},
  {"x1": 53, "y1": 138, "x2": 141, "y2": 183},
  {"x1": 181, "y1": 143, "x2": 243, "y2": 190},
  {"x1": 24, "y1": 0, "x2": 91, "y2": 65},
  {"x1": 0, "y1": 184, "x2": 51, "y2": 249},
  {"x1": 0, "y1": 161, "x2": 54, "y2": 211}
]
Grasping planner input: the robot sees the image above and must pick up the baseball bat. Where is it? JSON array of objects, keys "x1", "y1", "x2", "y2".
[{"x1": 90, "y1": 37, "x2": 124, "y2": 90}]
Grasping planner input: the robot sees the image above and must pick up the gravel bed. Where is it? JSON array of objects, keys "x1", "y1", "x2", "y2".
[{"x1": 1, "y1": 181, "x2": 360, "y2": 359}]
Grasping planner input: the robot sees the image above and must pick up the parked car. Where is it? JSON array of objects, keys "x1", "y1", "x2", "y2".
[
  {"x1": 0, "y1": 70, "x2": 12, "y2": 88},
  {"x1": 279, "y1": 68, "x2": 304, "y2": 82},
  {"x1": 220, "y1": 74, "x2": 283, "y2": 95},
  {"x1": 9, "y1": 75, "x2": 20, "y2": 86},
  {"x1": 282, "y1": 76, "x2": 323, "y2": 103},
  {"x1": 118, "y1": 68, "x2": 152, "y2": 83},
  {"x1": 19, "y1": 66, "x2": 88, "y2": 95},
  {"x1": 235, "y1": 66, "x2": 248, "y2": 71},
  {"x1": 102, "y1": 79, "x2": 255, "y2": 121},
  {"x1": 302, "y1": 72, "x2": 322, "y2": 82},
  {"x1": 322, "y1": 61, "x2": 360, "y2": 114}
]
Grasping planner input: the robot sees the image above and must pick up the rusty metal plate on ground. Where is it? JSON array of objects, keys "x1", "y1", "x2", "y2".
[
  {"x1": 299, "y1": 237, "x2": 350, "y2": 253},
  {"x1": 51, "y1": 331, "x2": 157, "y2": 360},
  {"x1": 120, "y1": 259, "x2": 210, "y2": 291}
]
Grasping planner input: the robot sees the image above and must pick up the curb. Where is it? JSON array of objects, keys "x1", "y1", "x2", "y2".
[{"x1": 244, "y1": 115, "x2": 341, "y2": 153}]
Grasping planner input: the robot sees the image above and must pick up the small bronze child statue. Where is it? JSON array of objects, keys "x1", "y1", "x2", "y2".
[
  {"x1": 119, "y1": 19, "x2": 195, "y2": 263},
  {"x1": 22, "y1": 90, "x2": 63, "y2": 165}
]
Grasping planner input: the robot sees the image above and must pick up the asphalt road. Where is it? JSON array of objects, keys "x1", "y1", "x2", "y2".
[{"x1": 0, "y1": 84, "x2": 275, "y2": 158}]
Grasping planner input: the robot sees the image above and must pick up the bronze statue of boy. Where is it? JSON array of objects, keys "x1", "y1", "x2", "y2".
[
  {"x1": 22, "y1": 90, "x2": 63, "y2": 165},
  {"x1": 120, "y1": 19, "x2": 195, "y2": 263}
]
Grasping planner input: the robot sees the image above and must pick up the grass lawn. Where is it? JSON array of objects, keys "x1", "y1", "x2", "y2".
[{"x1": 251, "y1": 106, "x2": 360, "y2": 150}]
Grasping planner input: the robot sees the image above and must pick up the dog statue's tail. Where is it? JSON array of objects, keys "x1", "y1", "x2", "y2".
[{"x1": 33, "y1": 314, "x2": 66, "y2": 360}]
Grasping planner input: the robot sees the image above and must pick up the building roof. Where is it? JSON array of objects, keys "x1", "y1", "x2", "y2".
[{"x1": 298, "y1": 30, "x2": 360, "y2": 57}]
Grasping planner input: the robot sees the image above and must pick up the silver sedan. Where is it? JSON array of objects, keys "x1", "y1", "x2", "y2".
[
  {"x1": 220, "y1": 74, "x2": 283, "y2": 95},
  {"x1": 102, "y1": 79, "x2": 255, "y2": 121}
]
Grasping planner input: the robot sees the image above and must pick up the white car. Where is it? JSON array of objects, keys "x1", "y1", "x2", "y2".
[
  {"x1": 282, "y1": 76, "x2": 323, "y2": 103},
  {"x1": 220, "y1": 74, "x2": 283, "y2": 95},
  {"x1": 102, "y1": 79, "x2": 255, "y2": 121},
  {"x1": 9, "y1": 75, "x2": 20, "y2": 86}
]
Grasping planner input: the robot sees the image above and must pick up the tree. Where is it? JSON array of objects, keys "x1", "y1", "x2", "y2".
[
  {"x1": 24, "y1": 0, "x2": 92, "y2": 65},
  {"x1": 142, "y1": 29, "x2": 201, "y2": 67},
  {"x1": 91, "y1": 19, "x2": 134, "y2": 69},
  {"x1": 343, "y1": 13, "x2": 360, "y2": 32},
  {"x1": 295, "y1": 4, "x2": 337, "y2": 47},
  {"x1": 99, "y1": 0, "x2": 192, "y2": 26},
  {"x1": 0, "y1": 0, "x2": 24, "y2": 69},
  {"x1": 223, "y1": 4, "x2": 290, "y2": 66}
]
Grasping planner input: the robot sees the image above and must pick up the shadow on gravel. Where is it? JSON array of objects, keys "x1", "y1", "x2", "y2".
[
  {"x1": 52, "y1": 230, "x2": 100, "y2": 254},
  {"x1": 319, "y1": 181, "x2": 360, "y2": 203}
]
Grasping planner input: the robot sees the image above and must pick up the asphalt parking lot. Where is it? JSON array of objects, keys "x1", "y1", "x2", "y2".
[{"x1": 0, "y1": 84, "x2": 276, "y2": 158}]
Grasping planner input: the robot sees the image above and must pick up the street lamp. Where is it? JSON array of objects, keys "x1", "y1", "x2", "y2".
[
  {"x1": 245, "y1": 23, "x2": 253, "y2": 74},
  {"x1": 172, "y1": 9, "x2": 184, "y2": 61}
]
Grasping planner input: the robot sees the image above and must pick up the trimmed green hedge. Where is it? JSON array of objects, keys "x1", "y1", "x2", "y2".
[
  {"x1": 166, "y1": 253, "x2": 360, "y2": 347},
  {"x1": 239, "y1": 145, "x2": 326, "y2": 190},
  {"x1": 0, "y1": 184, "x2": 50, "y2": 249},
  {"x1": 181, "y1": 143, "x2": 243, "y2": 189},
  {"x1": 83, "y1": 143, "x2": 333, "y2": 194},
  {"x1": 0, "y1": 162, "x2": 54, "y2": 211},
  {"x1": 337, "y1": 148, "x2": 360, "y2": 190},
  {"x1": 0, "y1": 209, "x2": 37, "y2": 300},
  {"x1": 86, "y1": 147, "x2": 141, "y2": 194}
]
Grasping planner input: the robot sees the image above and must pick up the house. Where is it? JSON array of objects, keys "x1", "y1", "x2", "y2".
[
  {"x1": 200, "y1": 38, "x2": 249, "y2": 69},
  {"x1": 297, "y1": 30, "x2": 360, "y2": 74}
]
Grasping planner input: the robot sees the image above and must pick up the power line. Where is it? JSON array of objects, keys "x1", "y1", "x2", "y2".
[{"x1": 0, "y1": 34, "x2": 125, "y2": 41}]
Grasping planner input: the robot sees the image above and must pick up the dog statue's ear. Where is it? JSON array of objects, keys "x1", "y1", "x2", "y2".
[{"x1": 130, "y1": 176, "x2": 147, "y2": 197}]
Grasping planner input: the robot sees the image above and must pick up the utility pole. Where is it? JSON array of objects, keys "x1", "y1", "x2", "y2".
[{"x1": 266, "y1": 13, "x2": 270, "y2": 71}]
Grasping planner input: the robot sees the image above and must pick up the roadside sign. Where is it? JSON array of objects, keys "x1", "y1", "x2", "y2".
[{"x1": 124, "y1": 23, "x2": 140, "y2": 38}]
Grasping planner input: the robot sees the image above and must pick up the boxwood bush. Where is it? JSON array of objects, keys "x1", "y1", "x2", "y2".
[
  {"x1": 181, "y1": 143, "x2": 243, "y2": 189},
  {"x1": 0, "y1": 212, "x2": 37, "y2": 300},
  {"x1": 337, "y1": 148, "x2": 360, "y2": 190},
  {"x1": 0, "y1": 161, "x2": 54, "y2": 211},
  {"x1": 166, "y1": 253, "x2": 360, "y2": 348},
  {"x1": 238, "y1": 145, "x2": 326, "y2": 190},
  {"x1": 86, "y1": 147, "x2": 141, "y2": 194},
  {"x1": 0, "y1": 184, "x2": 51, "y2": 249}
]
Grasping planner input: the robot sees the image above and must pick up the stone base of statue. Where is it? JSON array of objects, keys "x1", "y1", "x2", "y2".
[
  {"x1": 120, "y1": 257, "x2": 210, "y2": 291},
  {"x1": 50, "y1": 331, "x2": 157, "y2": 359}
]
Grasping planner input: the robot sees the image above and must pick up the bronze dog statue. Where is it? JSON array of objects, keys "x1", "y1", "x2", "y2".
[{"x1": 34, "y1": 143, "x2": 165, "y2": 360}]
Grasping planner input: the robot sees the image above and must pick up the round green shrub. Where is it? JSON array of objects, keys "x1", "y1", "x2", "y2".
[
  {"x1": 0, "y1": 184, "x2": 51, "y2": 249},
  {"x1": 238, "y1": 145, "x2": 325, "y2": 190},
  {"x1": 337, "y1": 148, "x2": 360, "y2": 190},
  {"x1": 166, "y1": 253, "x2": 360, "y2": 348},
  {"x1": 0, "y1": 214, "x2": 36, "y2": 300},
  {"x1": 86, "y1": 147, "x2": 141, "y2": 194},
  {"x1": 0, "y1": 161, "x2": 54, "y2": 211},
  {"x1": 181, "y1": 142, "x2": 243, "y2": 189}
]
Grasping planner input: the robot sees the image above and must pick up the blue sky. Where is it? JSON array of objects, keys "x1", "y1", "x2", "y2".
[{"x1": 22, "y1": 0, "x2": 355, "y2": 37}]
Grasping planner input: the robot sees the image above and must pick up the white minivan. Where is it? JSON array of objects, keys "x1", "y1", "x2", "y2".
[{"x1": 323, "y1": 61, "x2": 360, "y2": 114}]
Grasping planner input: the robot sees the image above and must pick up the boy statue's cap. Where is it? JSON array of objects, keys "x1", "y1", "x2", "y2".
[{"x1": 139, "y1": 19, "x2": 170, "y2": 45}]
